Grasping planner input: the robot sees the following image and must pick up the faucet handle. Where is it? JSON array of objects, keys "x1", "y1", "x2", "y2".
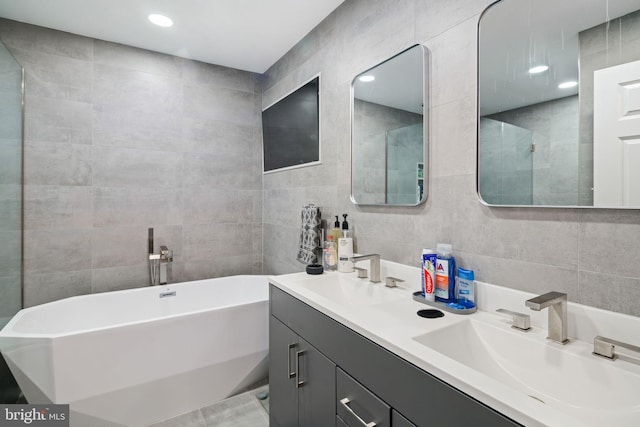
[
  {"x1": 496, "y1": 308, "x2": 531, "y2": 331},
  {"x1": 354, "y1": 267, "x2": 368, "y2": 279},
  {"x1": 593, "y1": 336, "x2": 640, "y2": 360},
  {"x1": 385, "y1": 276, "x2": 404, "y2": 288}
]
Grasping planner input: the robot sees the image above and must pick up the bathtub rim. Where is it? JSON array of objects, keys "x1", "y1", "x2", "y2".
[{"x1": 0, "y1": 274, "x2": 269, "y2": 339}]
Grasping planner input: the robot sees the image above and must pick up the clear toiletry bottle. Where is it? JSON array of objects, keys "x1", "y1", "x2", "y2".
[{"x1": 324, "y1": 235, "x2": 337, "y2": 271}]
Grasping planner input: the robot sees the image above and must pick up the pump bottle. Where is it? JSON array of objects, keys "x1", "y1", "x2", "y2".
[{"x1": 338, "y1": 214, "x2": 354, "y2": 273}]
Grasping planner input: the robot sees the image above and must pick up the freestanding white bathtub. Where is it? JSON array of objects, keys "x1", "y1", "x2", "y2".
[{"x1": 0, "y1": 275, "x2": 269, "y2": 427}]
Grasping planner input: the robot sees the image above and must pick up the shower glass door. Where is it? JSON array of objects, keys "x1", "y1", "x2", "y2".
[
  {"x1": 0, "y1": 40, "x2": 23, "y2": 326},
  {"x1": 479, "y1": 118, "x2": 534, "y2": 205}
]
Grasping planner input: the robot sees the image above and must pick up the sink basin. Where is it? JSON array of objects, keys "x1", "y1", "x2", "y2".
[
  {"x1": 413, "y1": 319, "x2": 640, "y2": 426},
  {"x1": 296, "y1": 276, "x2": 405, "y2": 306}
]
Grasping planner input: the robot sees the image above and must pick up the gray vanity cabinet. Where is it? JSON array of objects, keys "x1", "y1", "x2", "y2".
[
  {"x1": 269, "y1": 284, "x2": 522, "y2": 427},
  {"x1": 269, "y1": 315, "x2": 336, "y2": 427}
]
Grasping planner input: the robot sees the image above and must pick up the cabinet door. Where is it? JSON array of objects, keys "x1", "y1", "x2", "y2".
[
  {"x1": 297, "y1": 336, "x2": 336, "y2": 427},
  {"x1": 392, "y1": 410, "x2": 417, "y2": 427},
  {"x1": 269, "y1": 316, "x2": 299, "y2": 427}
]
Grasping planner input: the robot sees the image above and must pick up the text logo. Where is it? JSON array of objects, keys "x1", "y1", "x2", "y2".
[{"x1": 0, "y1": 405, "x2": 69, "y2": 426}]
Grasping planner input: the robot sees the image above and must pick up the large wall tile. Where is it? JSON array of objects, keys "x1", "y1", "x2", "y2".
[
  {"x1": 23, "y1": 270, "x2": 92, "y2": 307},
  {"x1": 183, "y1": 84, "x2": 261, "y2": 127},
  {"x1": 183, "y1": 59, "x2": 261, "y2": 93},
  {"x1": 24, "y1": 96, "x2": 92, "y2": 145},
  {"x1": 93, "y1": 187, "x2": 182, "y2": 227},
  {"x1": 91, "y1": 264, "x2": 154, "y2": 293},
  {"x1": 24, "y1": 141, "x2": 92, "y2": 186},
  {"x1": 9, "y1": 47, "x2": 92, "y2": 103},
  {"x1": 93, "y1": 40, "x2": 183, "y2": 77},
  {"x1": 183, "y1": 188, "x2": 255, "y2": 225},
  {"x1": 92, "y1": 146, "x2": 183, "y2": 188},
  {"x1": 0, "y1": 18, "x2": 93, "y2": 61},
  {"x1": 23, "y1": 228, "x2": 92, "y2": 274},
  {"x1": 24, "y1": 185, "x2": 92, "y2": 230},
  {"x1": 182, "y1": 151, "x2": 259, "y2": 190}
]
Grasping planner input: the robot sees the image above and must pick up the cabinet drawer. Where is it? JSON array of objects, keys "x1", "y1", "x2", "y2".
[
  {"x1": 337, "y1": 368, "x2": 390, "y2": 427},
  {"x1": 336, "y1": 415, "x2": 349, "y2": 427}
]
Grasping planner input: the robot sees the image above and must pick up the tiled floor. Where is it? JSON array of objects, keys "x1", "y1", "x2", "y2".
[{"x1": 148, "y1": 385, "x2": 269, "y2": 427}]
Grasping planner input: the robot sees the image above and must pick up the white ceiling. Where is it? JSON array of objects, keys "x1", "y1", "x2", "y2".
[
  {"x1": 0, "y1": 0, "x2": 346, "y2": 73},
  {"x1": 480, "y1": 0, "x2": 640, "y2": 116},
  {"x1": 353, "y1": 45, "x2": 425, "y2": 115}
]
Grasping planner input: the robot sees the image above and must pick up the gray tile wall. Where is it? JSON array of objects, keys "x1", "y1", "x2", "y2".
[
  {"x1": 0, "y1": 19, "x2": 263, "y2": 307},
  {"x1": 262, "y1": 0, "x2": 640, "y2": 318}
]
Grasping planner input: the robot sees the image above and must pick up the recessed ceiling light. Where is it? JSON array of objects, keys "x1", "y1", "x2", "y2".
[
  {"x1": 528, "y1": 65, "x2": 549, "y2": 74},
  {"x1": 148, "y1": 14, "x2": 173, "y2": 27},
  {"x1": 359, "y1": 75, "x2": 375, "y2": 82},
  {"x1": 558, "y1": 81, "x2": 578, "y2": 89}
]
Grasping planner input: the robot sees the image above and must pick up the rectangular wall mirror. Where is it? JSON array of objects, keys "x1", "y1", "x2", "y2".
[
  {"x1": 351, "y1": 44, "x2": 429, "y2": 206},
  {"x1": 478, "y1": 0, "x2": 640, "y2": 208}
]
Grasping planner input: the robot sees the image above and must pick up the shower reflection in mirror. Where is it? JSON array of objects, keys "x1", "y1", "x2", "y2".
[
  {"x1": 478, "y1": 0, "x2": 640, "y2": 208},
  {"x1": 351, "y1": 44, "x2": 429, "y2": 207}
]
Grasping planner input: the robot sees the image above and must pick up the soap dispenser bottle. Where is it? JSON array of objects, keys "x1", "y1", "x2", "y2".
[
  {"x1": 329, "y1": 215, "x2": 342, "y2": 246},
  {"x1": 338, "y1": 214, "x2": 354, "y2": 273}
]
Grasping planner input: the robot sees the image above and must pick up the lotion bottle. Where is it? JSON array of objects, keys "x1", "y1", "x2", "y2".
[{"x1": 338, "y1": 214, "x2": 354, "y2": 273}]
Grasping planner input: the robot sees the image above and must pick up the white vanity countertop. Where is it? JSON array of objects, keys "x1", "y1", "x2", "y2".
[{"x1": 269, "y1": 260, "x2": 640, "y2": 427}]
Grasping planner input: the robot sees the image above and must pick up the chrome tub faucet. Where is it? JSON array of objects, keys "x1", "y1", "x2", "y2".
[
  {"x1": 148, "y1": 228, "x2": 173, "y2": 286},
  {"x1": 526, "y1": 291, "x2": 569, "y2": 344}
]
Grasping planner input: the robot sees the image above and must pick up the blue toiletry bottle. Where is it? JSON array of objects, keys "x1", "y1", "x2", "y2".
[
  {"x1": 457, "y1": 268, "x2": 475, "y2": 308},
  {"x1": 435, "y1": 243, "x2": 456, "y2": 303}
]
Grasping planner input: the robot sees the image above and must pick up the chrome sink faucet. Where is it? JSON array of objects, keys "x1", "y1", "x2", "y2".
[
  {"x1": 350, "y1": 254, "x2": 380, "y2": 283},
  {"x1": 525, "y1": 291, "x2": 569, "y2": 344}
]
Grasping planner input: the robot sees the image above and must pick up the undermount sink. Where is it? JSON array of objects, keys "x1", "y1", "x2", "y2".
[{"x1": 413, "y1": 318, "x2": 640, "y2": 426}]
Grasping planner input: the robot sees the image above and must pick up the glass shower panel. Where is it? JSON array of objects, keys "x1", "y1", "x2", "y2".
[
  {"x1": 479, "y1": 118, "x2": 534, "y2": 205},
  {"x1": 386, "y1": 123, "x2": 424, "y2": 204},
  {"x1": 0, "y1": 41, "x2": 23, "y2": 326}
]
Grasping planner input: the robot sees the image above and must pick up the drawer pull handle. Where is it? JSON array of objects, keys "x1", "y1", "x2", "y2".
[
  {"x1": 296, "y1": 350, "x2": 305, "y2": 388},
  {"x1": 287, "y1": 343, "x2": 297, "y2": 378},
  {"x1": 339, "y1": 397, "x2": 377, "y2": 427}
]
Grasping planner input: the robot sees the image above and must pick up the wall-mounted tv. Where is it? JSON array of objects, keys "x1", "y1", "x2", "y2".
[{"x1": 262, "y1": 76, "x2": 320, "y2": 173}]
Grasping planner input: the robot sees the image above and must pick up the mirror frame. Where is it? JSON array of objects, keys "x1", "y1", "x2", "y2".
[
  {"x1": 350, "y1": 44, "x2": 429, "y2": 207},
  {"x1": 476, "y1": 0, "x2": 640, "y2": 209}
]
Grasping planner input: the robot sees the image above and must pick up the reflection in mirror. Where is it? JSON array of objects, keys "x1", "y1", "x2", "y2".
[
  {"x1": 351, "y1": 44, "x2": 428, "y2": 206},
  {"x1": 478, "y1": 0, "x2": 640, "y2": 208}
]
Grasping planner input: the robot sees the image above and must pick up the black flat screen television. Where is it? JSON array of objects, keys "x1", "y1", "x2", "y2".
[{"x1": 262, "y1": 76, "x2": 320, "y2": 172}]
